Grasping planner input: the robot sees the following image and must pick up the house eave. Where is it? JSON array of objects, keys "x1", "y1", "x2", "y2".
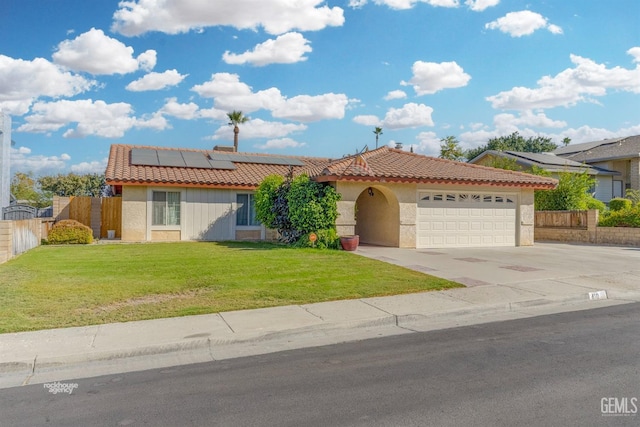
[{"x1": 313, "y1": 175, "x2": 557, "y2": 189}]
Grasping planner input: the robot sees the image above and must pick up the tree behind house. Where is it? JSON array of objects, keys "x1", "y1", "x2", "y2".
[
  {"x1": 465, "y1": 132, "x2": 558, "y2": 161},
  {"x1": 438, "y1": 136, "x2": 465, "y2": 161}
]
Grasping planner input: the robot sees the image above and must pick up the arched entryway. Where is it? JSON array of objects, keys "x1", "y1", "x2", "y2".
[{"x1": 354, "y1": 186, "x2": 400, "y2": 247}]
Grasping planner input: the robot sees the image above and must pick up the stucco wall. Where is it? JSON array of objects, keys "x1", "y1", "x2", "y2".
[
  {"x1": 336, "y1": 181, "x2": 416, "y2": 248},
  {"x1": 121, "y1": 186, "x2": 147, "y2": 241},
  {"x1": 519, "y1": 188, "x2": 535, "y2": 246}
]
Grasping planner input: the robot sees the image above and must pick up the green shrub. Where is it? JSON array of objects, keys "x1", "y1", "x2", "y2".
[
  {"x1": 624, "y1": 189, "x2": 640, "y2": 206},
  {"x1": 609, "y1": 197, "x2": 632, "y2": 211},
  {"x1": 585, "y1": 197, "x2": 606, "y2": 212},
  {"x1": 293, "y1": 229, "x2": 340, "y2": 249},
  {"x1": 599, "y1": 206, "x2": 640, "y2": 228},
  {"x1": 48, "y1": 219, "x2": 93, "y2": 244},
  {"x1": 534, "y1": 171, "x2": 596, "y2": 211}
]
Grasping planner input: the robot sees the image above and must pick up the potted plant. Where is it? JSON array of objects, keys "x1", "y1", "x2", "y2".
[{"x1": 339, "y1": 235, "x2": 359, "y2": 251}]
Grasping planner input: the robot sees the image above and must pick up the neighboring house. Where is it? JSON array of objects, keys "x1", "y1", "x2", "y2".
[
  {"x1": 469, "y1": 150, "x2": 619, "y2": 203},
  {"x1": 554, "y1": 135, "x2": 640, "y2": 198},
  {"x1": 105, "y1": 144, "x2": 557, "y2": 248}
]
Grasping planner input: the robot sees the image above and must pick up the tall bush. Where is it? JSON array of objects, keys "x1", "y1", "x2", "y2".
[
  {"x1": 255, "y1": 174, "x2": 341, "y2": 244},
  {"x1": 535, "y1": 171, "x2": 600, "y2": 211}
]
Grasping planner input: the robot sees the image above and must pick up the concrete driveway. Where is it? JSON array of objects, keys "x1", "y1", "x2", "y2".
[{"x1": 356, "y1": 242, "x2": 640, "y2": 293}]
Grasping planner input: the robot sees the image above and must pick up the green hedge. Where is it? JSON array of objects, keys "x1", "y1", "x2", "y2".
[
  {"x1": 599, "y1": 207, "x2": 640, "y2": 228},
  {"x1": 48, "y1": 219, "x2": 93, "y2": 244},
  {"x1": 609, "y1": 198, "x2": 632, "y2": 211}
]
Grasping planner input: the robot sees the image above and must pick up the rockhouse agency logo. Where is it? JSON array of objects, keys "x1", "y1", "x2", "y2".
[
  {"x1": 43, "y1": 382, "x2": 78, "y2": 395},
  {"x1": 601, "y1": 397, "x2": 638, "y2": 416}
]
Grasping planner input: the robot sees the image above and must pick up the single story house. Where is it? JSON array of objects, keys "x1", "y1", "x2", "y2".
[
  {"x1": 105, "y1": 144, "x2": 557, "y2": 248},
  {"x1": 554, "y1": 135, "x2": 640, "y2": 198},
  {"x1": 468, "y1": 150, "x2": 619, "y2": 203}
]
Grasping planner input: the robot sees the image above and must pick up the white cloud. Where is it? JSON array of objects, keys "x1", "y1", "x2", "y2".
[
  {"x1": 0, "y1": 55, "x2": 95, "y2": 115},
  {"x1": 382, "y1": 102, "x2": 434, "y2": 129},
  {"x1": 211, "y1": 118, "x2": 307, "y2": 141},
  {"x1": 628, "y1": 46, "x2": 640, "y2": 63},
  {"x1": 112, "y1": 0, "x2": 345, "y2": 36},
  {"x1": 367, "y1": 0, "x2": 459, "y2": 11},
  {"x1": 126, "y1": 69, "x2": 187, "y2": 91},
  {"x1": 159, "y1": 97, "x2": 200, "y2": 119},
  {"x1": 255, "y1": 137, "x2": 306, "y2": 150},
  {"x1": 465, "y1": 0, "x2": 499, "y2": 12},
  {"x1": 192, "y1": 73, "x2": 282, "y2": 113},
  {"x1": 348, "y1": 0, "x2": 368, "y2": 7},
  {"x1": 52, "y1": 28, "x2": 156, "y2": 75},
  {"x1": 10, "y1": 146, "x2": 71, "y2": 175},
  {"x1": 401, "y1": 61, "x2": 471, "y2": 95},
  {"x1": 384, "y1": 90, "x2": 407, "y2": 100},
  {"x1": 70, "y1": 158, "x2": 109, "y2": 174},
  {"x1": 353, "y1": 115, "x2": 383, "y2": 126},
  {"x1": 223, "y1": 32, "x2": 312, "y2": 66},
  {"x1": 413, "y1": 131, "x2": 441, "y2": 155},
  {"x1": 485, "y1": 11, "x2": 562, "y2": 37},
  {"x1": 135, "y1": 111, "x2": 170, "y2": 131},
  {"x1": 493, "y1": 110, "x2": 567, "y2": 130},
  {"x1": 487, "y1": 50, "x2": 640, "y2": 110},
  {"x1": 192, "y1": 73, "x2": 349, "y2": 122},
  {"x1": 272, "y1": 93, "x2": 349, "y2": 122},
  {"x1": 16, "y1": 99, "x2": 163, "y2": 138}
]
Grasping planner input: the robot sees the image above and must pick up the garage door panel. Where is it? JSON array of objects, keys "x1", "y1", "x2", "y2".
[{"x1": 417, "y1": 192, "x2": 517, "y2": 248}]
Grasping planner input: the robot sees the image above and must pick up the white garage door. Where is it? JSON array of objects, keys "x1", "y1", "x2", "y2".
[{"x1": 417, "y1": 192, "x2": 517, "y2": 248}]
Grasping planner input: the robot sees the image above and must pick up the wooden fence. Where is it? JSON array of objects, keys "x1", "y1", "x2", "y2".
[
  {"x1": 54, "y1": 196, "x2": 122, "y2": 239},
  {"x1": 535, "y1": 210, "x2": 588, "y2": 229},
  {"x1": 101, "y1": 197, "x2": 122, "y2": 239}
]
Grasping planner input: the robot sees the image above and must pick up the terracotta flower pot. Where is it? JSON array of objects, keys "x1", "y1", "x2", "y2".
[{"x1": 340, "y1": 235, "x2": 359, "y2": 251}]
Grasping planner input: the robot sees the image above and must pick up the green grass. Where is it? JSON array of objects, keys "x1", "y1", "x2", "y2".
[{"x1": 0, "y1": 242, "x2": 462, "y2": 333}]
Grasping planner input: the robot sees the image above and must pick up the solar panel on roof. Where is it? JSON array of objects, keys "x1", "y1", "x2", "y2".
[
  {"x1": 181, "y1": 151, "x2": 213, "y2": 168},
  {"x1": 209, "y1": 153, "x2": 304, "y2": 166},
  {"x1": 157, "y1": 150, "x2": 187, "y2": 167},
  {"x1": 209, "y1": 160, "x2": 236, "y2": 170},
  {"x1": 131, "y1": 148, "x2": 159, "y2": 166}
]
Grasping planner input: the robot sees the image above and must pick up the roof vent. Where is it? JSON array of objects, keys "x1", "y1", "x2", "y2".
[
  {"x1": 395, "y1": 142, "x2": 403, "y2": 150},
  {"x1": 213, "y1": 145, "x2": 236, "y2": 152}
]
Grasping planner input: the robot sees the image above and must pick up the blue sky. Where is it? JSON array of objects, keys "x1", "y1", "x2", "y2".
[{"x1": 1, "y1": 0, "x2": 639, "y2": 176}]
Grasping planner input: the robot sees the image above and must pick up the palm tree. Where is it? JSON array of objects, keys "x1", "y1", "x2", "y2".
[
  {"x1": 227, "y1": 111, "x2": 249, "y2": 152},
  {"x1": 373, "y1": 127, "x2": 383, "y2": 148}
]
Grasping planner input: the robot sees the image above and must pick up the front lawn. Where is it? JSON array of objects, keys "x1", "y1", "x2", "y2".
[{"x1": 0, "y1": 242, "x2": 461, "y2": 333}]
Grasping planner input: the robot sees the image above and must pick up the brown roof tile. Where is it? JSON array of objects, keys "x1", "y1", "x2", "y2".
[
  {"x1": 105, "y1": 145, "x2": 330, "y2": 189},
  {"x1": 105, "y1": 144, "x2": 557, "y2": 190},
  {"x1": 313, "y1": 147, "x2": 557, "y2": 188}
]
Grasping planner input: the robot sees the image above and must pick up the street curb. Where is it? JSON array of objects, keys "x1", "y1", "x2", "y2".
[{"x1": 2, "y1": 291, "x2": 639, "y2": 377}]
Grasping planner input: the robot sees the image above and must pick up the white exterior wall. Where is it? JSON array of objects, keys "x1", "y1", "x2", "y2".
[
  {"x1": 184, "y1": 188, "x2": 235, "y2": 241},
  {"x1": 593, "y1": 176, "x2": 613, "y2": 203}
]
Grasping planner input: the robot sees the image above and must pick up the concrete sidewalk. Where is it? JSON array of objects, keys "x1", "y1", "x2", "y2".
[{"x1": 2, "y1": 242, "x2": 640, "y2": 389}]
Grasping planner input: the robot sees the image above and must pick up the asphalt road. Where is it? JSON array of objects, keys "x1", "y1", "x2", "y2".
[{"x1": 2, "y1": 303, "x2": 639, "y2": 427}]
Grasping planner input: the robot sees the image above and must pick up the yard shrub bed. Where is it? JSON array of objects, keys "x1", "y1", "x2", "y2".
[
  {"x1": 47, "y1": 219, "x2": 93, "y2": 244},
  {"x1": 598, "y1": 206, "x2": 640, "y2": 228}
]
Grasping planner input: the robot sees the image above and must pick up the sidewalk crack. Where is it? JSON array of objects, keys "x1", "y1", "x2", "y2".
[
  {"x1": 218, "y1": 313, "x2": 236, "y2": 334},
  {"x1": 359, "y1": 299, "x2": 393, "y2": 316},
  {"x1": 300, "y1": 306, "x2": 324, "y2": 320}
]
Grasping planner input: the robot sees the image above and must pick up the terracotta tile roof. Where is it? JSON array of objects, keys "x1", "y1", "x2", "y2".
[
  {"x1": 106, "y1": 144, "x2": 557, "y2": 190},
  {"x1": 312, "y1": 147, "x2": 557, "y2": 188},
  {"x1": 105, "y1": 145, "x2": 330, "y2": 189}
]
